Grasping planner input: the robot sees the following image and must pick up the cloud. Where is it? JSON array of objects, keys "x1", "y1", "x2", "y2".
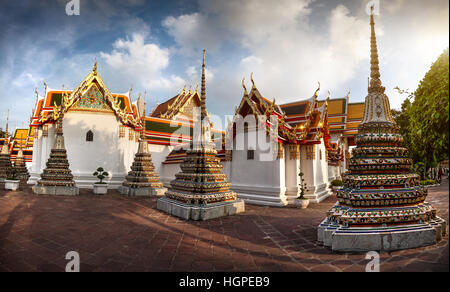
[
  {"x1": 100, "y1": 33, "x2": 185, "y2": 91},
  {"x1": 186, "y1": 65, "x2": 214, "y2": 84},
  {"x1": 163, "y1": 0, "x2": 370, "y2": 107},
  {"x1": 163, "y1": 13, "x2": 222, "y2": 54}
]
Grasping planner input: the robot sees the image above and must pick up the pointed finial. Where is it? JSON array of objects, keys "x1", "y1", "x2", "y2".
[
  {"x1": 5, "y1": 109, "x2": 9, "y2": 138},
  {"x1": 250, "y1": 72, "x2": 256, "y2": 89},
  {"x1": 93, "y1": 58, "x2": 98, "y2": 73},
  {"x1": 200, "y1": 49, "x2": 207, "y2": 119},
  {"x1": 242, "y1": 78, "x2": 248, "y2": 95},
  {"x1": 368, "y1": 6, "x2": 384, "y2": 93},
  {"x1": 195, "y1": 84, "x2": 199, "y2": 92},
  {"x1": 327, "y1": 90, "x2": 331, "y2": 101},
  {"x1": 346, "y1": 89, "x2": 351, "y2": 99},
  {"x1": 314, "y1": 82, "x2": 321, "y2": 98},
  {"x1": 143, "y1": 91, "x2": 147, "y2": 124},
  {"x1": 43, "y1": 80, "x2": 47, "y2": 91}
]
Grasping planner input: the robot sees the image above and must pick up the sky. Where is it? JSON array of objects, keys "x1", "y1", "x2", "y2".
[{"x1": 0, "y1": 0, "x2": 448, "y2": 131}]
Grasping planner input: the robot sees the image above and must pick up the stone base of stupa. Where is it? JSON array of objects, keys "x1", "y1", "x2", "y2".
[
  {"x1": 157, "y1": 197, "x2": 245, "y2": 221},
  {"x1": 118, "y1": 186, "x2": 167, "y2": 197},
  {"x1": 32, "y1": 185, "x2": 79, "y2": 196},
  {"x1": 317, "y1": 217, "x2": 447, "y2": 252}
]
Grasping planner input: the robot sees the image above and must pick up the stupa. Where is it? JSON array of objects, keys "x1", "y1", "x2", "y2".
[
  {"x1": 32, "y1": 102, "x2": 79, "y2": 196},
  {"x1": 14, "y1": 142, "x2": 30, "y2": 181},
  {"x1": 119, "y1": 97, "x2": 166, "y2": 197},
  {"x1": 317, "y1": 8, "x2": 446, "y2": 252},
  {"x1": 0, "y1": 110, "x2": 13, "y2": 183},
  {"x1": 157, "y1": 50, "x2": 245, "y2": 220}
]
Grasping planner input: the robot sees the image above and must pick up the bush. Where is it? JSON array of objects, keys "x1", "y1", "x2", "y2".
[
  {"x1": 420, "y1": 179, "x2": 437, "y2": 186},
  {"x1": 330, "y1": 179, "x2": 343, "y2": 187},
  {"x1": 93, "y1": 167, "x2": 109, "y2": 184},
  {"x1": 6, "y1": 168, "x2": 17, "y2": 180}
]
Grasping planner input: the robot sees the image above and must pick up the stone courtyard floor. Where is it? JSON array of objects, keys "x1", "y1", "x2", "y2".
[{"x1": 0, "y1": 180, "x2": 448, "y2": 272}]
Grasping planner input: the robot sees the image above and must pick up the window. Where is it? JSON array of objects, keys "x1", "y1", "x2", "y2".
[
  {"x1": 86, "y1": 130, "x2": 94, "y2": 142},
  {"x1": 247, "y1": 149, "x2": 255, "y2": 160}
]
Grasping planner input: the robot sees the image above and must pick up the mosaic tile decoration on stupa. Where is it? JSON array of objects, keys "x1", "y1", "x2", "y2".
[
  {"x1": 317, "y1": 7, "x2": 446, "y2": 252},
  {"x1": 157, "y1": 50, "x2": 245, "y2": 220}
]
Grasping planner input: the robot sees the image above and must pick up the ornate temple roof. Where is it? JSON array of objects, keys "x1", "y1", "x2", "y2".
[
  {"x1": 315, "y1": 93, "x2": 364, "y2": 146},
  {"x1": 151, "y1": 87, "x2": 202, "y2": 121},
  {"x1": 30, "y1": 61, "x2": 141, "y2": 129},
  {"x1": 232, "y1": 78, "x2": 328, "y2": 146}
]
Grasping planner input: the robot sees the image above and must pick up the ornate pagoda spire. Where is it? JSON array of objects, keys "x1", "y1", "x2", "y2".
[
  {"x1": 32, "y1": 102, "x2": 79, "y2": 195},
  {"x1": 200, "y1": 49, "x2": 207, "y2": 120},
  {"x1": 368, "y1": 6, "x2": 384, "y2": 94},
  {"x1": 361, "y1": 7, "x2": 395, "y2": 124},
  {"x1": 317, "y1": 8, "x2": 446, "y2": 252},
  {"x1": 139, "y1": 95, "x2": 148, "y2": 153},
  {"x1": 0, "y1": 110, "x2": 13, "y2": 182},
  {"x1": 157, "y1": 49, "x2": 244, "y2": 220},
  {"x1": 119, "y1": 93, "x2": 166, "y2": 197},
  {"x1": 14, "y1": 131, "x2": 29, "y2": 181},
  {"x1": 1, "y1": 109, "x2": 9, "y2": 154}
]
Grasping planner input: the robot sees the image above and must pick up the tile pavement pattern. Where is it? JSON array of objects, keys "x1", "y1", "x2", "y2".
[{"x1": 0, "y1": 179, "x2": 448, "y2": 272}]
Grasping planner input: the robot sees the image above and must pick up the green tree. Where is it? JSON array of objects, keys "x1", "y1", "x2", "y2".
[
  {"x1": 391, "y1": 97, "x2": 414, "y2": 159},
  {"x1": 409, "y1": 49, "x2": 449, "y2": 166}
]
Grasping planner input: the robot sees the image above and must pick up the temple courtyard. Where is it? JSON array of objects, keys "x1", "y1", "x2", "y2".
[{"x1": 0, "y1": 180, "x2": 448, "y2": 272}]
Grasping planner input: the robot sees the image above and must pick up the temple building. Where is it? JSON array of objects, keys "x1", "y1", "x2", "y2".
[
  {"x1": 19, "y1": 42, "x2": 367, "y2": 209},
  {"x1": 23, "y1": 59, "x2": 364, "y2": 207},
  {"x1": 28, "y1": 62, "x2": 143, "y2": 188},
  {"x1": 317, "y1": 8, "x2": 446, "y2": 251},
  {"x1": 26, "y1": 60, "x2": 226, "y2": 190},
  {"x1": 218, "y1": 77, "x2": 364, "y2": 207}
]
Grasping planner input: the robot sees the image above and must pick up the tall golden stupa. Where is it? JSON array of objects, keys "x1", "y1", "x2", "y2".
[{"x1": 317, "y1": 8, "x2": 446, "y2": 252}]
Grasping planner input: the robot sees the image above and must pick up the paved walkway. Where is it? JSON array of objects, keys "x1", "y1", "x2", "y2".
[{"x1": 0, "y1": 180, "x2": 448, "y2": 272}]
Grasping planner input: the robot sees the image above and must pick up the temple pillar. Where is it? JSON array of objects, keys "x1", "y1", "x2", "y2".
[
  {"x1": 285, "y1": 144, "x2": 300, "y2": 204},
  {"x1": 300, "y1": 144, "x2": 331, "y2": 203}
]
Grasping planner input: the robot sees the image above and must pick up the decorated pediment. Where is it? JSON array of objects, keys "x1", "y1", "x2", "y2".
[
  {"x1": 177, "y1": 93, "x2": 201, "y2": 119},
  {"x1": 71, "y1": 83, "x2": 113, "y2": 112},
  {"x1": 39, "y1": 61, "x2": 141, "y2": 128}
]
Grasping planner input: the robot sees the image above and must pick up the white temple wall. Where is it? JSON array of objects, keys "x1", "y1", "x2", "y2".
[
  {"x1": 62, "y1": 111, "x2": 138, "y2": 189},
  {"x1": 160, "y1": 163, "x2": 180, "y2": 187},
  {"x1": 222, "y1": 160, "x2": 231, "y2": 179},
  {"x1": 149, "y1": 144, "x2": 174, "y2": 186},
  {"x1": 29, "y1": 111, "x2": 139, "y2": 189},
  {"x1": 148, "y1": 144, "x2": 173, "y2": 175},
  {"x1": 229, "y1": 129, "x2": 287, "y2": 207}
]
